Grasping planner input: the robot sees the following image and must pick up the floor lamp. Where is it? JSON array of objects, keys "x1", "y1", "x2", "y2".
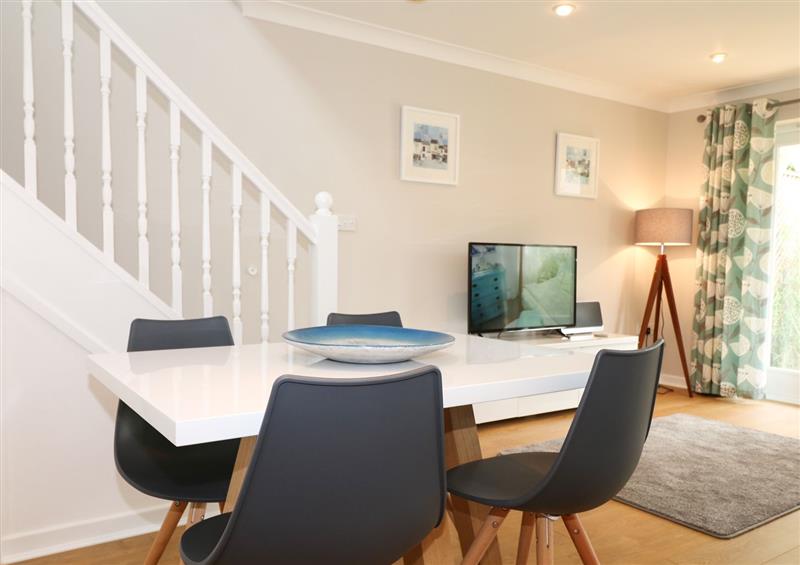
[{"x1": 635, "y1": 208, "x2": 694, "y2": 397}]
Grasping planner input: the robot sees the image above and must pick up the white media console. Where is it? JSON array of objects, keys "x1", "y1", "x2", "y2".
[{"x1": 472, "y1": 332, "x2": 638, "y2": 424}]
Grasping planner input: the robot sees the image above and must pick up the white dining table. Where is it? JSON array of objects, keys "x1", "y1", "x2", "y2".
[{"x1": 88, "y1": 332, "x2": 598, "y2": 565}]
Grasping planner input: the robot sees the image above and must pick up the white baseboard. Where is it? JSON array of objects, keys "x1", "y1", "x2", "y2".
[
  {"x1": 0, "y1": 504, "x2": 167, "y2": 564},
  {"x1": 0, "y1": 503, "x2": 220, "y2": 564},
  {"x1": 660, "y1": 372, "x2": 688, "y2": 390}
]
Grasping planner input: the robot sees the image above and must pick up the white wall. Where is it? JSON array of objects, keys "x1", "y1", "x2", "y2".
[
  {"x1": 0, "y1": 291, "x2": 175, "y2": 562},
  {"x1": 1, "y1": 175, "x2": 195, "y2": 562}
]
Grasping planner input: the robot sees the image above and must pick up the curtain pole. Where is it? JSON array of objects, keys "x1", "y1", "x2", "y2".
[{"x1": 695, "y1": 97, "x2": 800, "y2": 123}]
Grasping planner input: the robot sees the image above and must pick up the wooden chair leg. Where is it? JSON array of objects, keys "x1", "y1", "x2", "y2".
[
  {"x1": 187, "y1": 502, "x2": 206, "y2": 527},
  {"x1": 515, "y1": 512, "x2": 535, "y2": 565},
  {"x1": 144, "y1": 500, "x2": 188, "y2": 565},
  {"x1": 562, "y1": 514, "x2": 600, "y2": 565},
  {"x1": 461, "y1": 507, "x2": 509, "y2": 565},
  {"x1": 535, "y1": 514, "x2": 555, "y2": 565}
]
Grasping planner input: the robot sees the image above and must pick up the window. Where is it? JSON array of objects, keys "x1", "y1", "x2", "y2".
[{"x1": 766, "y1": 119, "x2": 800, "y2": 404}]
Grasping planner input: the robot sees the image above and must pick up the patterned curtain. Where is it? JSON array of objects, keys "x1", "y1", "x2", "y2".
[{"x1": 691, "y1": 99, "x2": 777, "y2": 399}]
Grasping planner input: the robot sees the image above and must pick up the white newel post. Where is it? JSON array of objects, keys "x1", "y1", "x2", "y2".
[
  {"x1": 286, "y1": 221, "x2": 297, "y2": 331},
  {"x1": 310, "y1": 191, "x2": 338, "y2": 326}
]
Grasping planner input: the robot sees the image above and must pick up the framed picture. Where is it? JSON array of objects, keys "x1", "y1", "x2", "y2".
[
  {"x1": 401, "y1": 106, "x2": 460, "y2": 185},
  {"x1": 554, "y1": 133, "x2": 599, "y2": 199}
]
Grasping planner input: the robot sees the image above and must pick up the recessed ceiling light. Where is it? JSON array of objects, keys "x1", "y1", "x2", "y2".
[
  {"x1": 553, "y1": 3, "x2": 576, "y2": 17},
  {"x1": 710, "y1": 52, "x2": 727, "y2": 64}
]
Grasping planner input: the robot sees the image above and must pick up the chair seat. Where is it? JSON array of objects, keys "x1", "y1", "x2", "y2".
[
  {"x1": 180, "y1": 513, "x2": 231, "y2": 564},
  {"x1": 447, "y1": 452, "x2": 558, "y2": 509}
]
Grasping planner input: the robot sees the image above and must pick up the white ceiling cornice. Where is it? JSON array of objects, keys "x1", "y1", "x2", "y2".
[
  {"x1": 240, "y1": 0, "x2": 670, "y2": 112},
  {"x1": 666, "y1": 75, "x2": 800, "y2": 114},
  {"x1": 240, "y1": 1, "x2": 799, "y2": 115}
]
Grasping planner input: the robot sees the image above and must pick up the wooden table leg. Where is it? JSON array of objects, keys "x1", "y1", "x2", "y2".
[
  {"x1": 445, "y1": 405, "x2": 502, "y2": 565},
  {"x1": 223, "y1": 436, "x2": 257, "y2": 513},
  {"x1": 402, "y1": 405, "x2": 502, "y2": 565}
]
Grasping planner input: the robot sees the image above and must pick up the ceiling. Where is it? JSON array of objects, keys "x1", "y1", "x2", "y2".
[{"x1": 262, "y1": 0, "x2": 800, "y2": 111}]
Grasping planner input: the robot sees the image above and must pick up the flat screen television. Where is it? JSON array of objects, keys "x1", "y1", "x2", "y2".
[{"x1": 468, "y1": 242, "x2": 577, "y2": 334}]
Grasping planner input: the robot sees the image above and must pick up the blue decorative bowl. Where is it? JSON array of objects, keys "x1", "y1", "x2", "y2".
[{"x1": 282, "y1": 325, "x2": 455, "y2": 364}]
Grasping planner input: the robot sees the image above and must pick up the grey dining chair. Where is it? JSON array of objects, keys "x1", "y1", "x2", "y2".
[
  {"x1": 326, "y1": 310, "x2": 403, "y2": 327},
  {"x1": 447, "y1": 340, "x2": 665, "y2": 565},
  {"x1": 179, "y1": 366, "x2": 445, "y2": 565},
  {"x1": 116, "y1": 316, "x2": 239, "y2": 564}
]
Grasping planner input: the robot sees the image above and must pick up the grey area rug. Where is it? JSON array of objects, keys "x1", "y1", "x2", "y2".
[{"x1": 501, "y1": 413, "x2": 800, "y2": 538}]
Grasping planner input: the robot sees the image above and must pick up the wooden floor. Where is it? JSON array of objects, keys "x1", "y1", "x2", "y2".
[{"x1": 21, "y1": 390, "x2": 800, "y2": 565}]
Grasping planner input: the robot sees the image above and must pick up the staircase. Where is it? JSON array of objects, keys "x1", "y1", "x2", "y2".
[
  {"x1": 3, "y1": 0, "x2": 339, "y2": 346},
  {"x1": 0, "y1": 2, "x2": 338, "y2": 561}
]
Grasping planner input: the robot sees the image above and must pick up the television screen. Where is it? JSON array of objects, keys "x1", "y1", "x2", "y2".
[{"x1": 468, "y1": 242, "x2": 577, "y2": 334}]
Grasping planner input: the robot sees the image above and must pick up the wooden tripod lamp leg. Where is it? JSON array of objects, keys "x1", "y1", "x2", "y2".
[
  {"x1": 652, "y1": 285, "x2": 663, "y2": 342},
  {"x1": 660, "y1": 257, "x2": 694, "y2": 397},
  {"x1": 638, "y1": 255, "x2": 664, "y2": 348}
]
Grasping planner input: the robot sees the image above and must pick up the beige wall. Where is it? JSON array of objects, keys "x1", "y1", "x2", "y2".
[
  {"x1": 661, "y1": 89, "x2": 800, "y2": 378},
  {"x1": 1, "y1": 0, "x2": 668, "y2": 344}
]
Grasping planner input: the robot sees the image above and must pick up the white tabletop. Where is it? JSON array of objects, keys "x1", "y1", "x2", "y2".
[{"x1": 88, "y1": 333, "x2": 597, "y2": 446}]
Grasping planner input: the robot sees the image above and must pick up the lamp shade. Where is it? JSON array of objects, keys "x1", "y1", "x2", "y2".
[{"x1": 634, "y1": 208, "x2": 693, "y2": 246}]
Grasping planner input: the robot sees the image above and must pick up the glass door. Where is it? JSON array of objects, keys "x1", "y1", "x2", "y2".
[{"x1": 766, "y1": 119, "x2": 800, "y2": 403}]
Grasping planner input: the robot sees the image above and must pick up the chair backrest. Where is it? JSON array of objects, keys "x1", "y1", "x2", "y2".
[
  {"x1": 521, "y1": 340, "x2": 664, "y2": 515},
  {"x1": 206, "y1": 366, "x2": 445, "y2": 565},
  {"x1": 115, "y1": 317, "x2": 236, "y2": 491},
  {"x1": 126, "y1": 316, "x2": 234, "y2": 352},
  {"x1": 326, "y1": 311, "x2": 403, "y2": 327}
]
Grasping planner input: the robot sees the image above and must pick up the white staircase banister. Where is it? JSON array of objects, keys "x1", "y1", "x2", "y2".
[{"x1": 72, "y1": 0, "x2": 317, "y2": 243}]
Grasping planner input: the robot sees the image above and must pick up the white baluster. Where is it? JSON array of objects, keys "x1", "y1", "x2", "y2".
[
  {"x1": 62, "y1": 0, "x2": 76, "y2": 227},
  {"x1": 21, "y1": 0, "x2": 37, "y2": 195},
  {"x1": 232, "y1": 166, "x2": 243, "y2": 344},
  {"x1": 201, "y1": 134, "x2": 213, "y2": 316},
  {"x1": 259, "y1": 194, "x2": 271, "y2": 342},
  {"x1": 135, "y1": 67, "x2": 149, "y2": 287},
  {"x1": 286, "y1": 221, "x2": 297, "y2": 331},
  {"x1": 169, "y1": 102, "x2": 182, "y2": 313},
  {"x1": 99, "y1": 31, "x2": 113, "y2": 258}
]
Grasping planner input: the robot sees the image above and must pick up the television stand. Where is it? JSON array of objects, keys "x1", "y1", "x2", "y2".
[{"x1": 472, "y1": 332, "x2": 638, "y2": 424}]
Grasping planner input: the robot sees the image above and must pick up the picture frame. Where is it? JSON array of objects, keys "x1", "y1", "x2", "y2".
[
  {"x1": 554, "y1": 133, "x2": 600, "y2": 199},
  {"x1": 401, "y1": 106, "x2": 460, "y2": 186}
]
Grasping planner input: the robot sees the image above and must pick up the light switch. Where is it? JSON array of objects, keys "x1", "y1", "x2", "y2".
[{"x1": 338, "y1": 215, "x2": 357, "y2": 232}]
